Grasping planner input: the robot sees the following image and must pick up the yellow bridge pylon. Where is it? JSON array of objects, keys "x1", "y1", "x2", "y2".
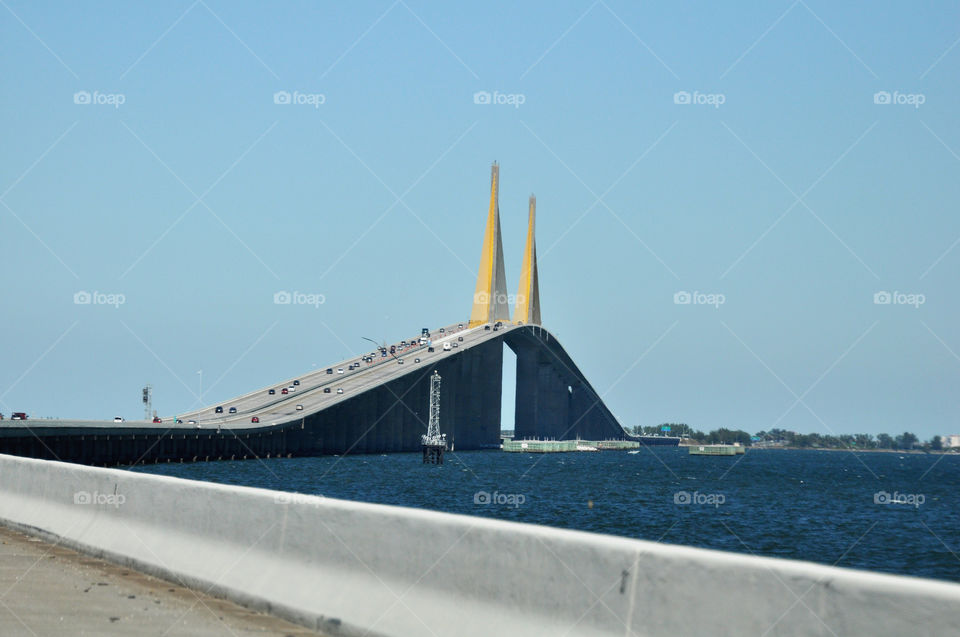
[
  {"x1": 514, "y1": 194, "x2": 541, "y2": 326},
  {"x1": 469, "y1": 162, "x2": 511, "y2": 326}
]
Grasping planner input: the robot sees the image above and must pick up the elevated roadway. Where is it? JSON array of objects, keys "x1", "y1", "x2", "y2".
[{"x1": 0, "y1": 321, "x2": 625, "y2": 466}]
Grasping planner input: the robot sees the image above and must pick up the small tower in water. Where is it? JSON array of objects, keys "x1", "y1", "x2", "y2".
[{"x1": 421, "y1": 370, "x2": 446, "y2": 464}]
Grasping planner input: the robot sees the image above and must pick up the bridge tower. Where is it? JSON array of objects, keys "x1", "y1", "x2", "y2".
[
  {"x1": 513, "y1": 195, "x2": 541, "y2": 326},
  {"x1": 468, "y1": 162, "x2": 511, "y2": 327}
]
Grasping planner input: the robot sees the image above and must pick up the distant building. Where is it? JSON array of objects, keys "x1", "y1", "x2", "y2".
[{"x1": 941, "y1": 434, "x2": 960, "y2": 448}]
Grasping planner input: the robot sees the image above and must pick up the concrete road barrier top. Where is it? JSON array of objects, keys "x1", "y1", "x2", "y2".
[{"x1": 0, "y1": 453, "x2": 958, "y2": 636}]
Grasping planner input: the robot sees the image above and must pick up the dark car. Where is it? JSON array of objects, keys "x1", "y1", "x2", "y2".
[
  {"x1": 458, "y1": 336, "x2": 463, "y2": 342},
  {"x1": 11, "y1": 412, "x2": 28, "y2": 420},
  {"x1": 251, "y1": 416, "x2": 259, "y2": 423},
  {"x1": 484, "y1": 325, "x2": 491, "y2": 331},
  {"x1": 269, "y1": 389, "x2": 276, "y2": 395},
  {"x1": 215, "y1": 406, "x2": 223, "y2": 413},
  {"x1": 293, "y1": 380, "x2": 300, "y2": 386},
  {"x1": 323, "y1": 388, "x2": 331, "y2": 393},
  {"x1": 439, "y1": 327, "x2": 445, "y2": 333},
  {"x1": 281, "y1": 388, "x2": 288, "y2": 395},
  {"x1": 152, "y1": 416, "x2": 162, "y2": 423},
  {"x1": 175, "y1": 418, "x2": 183, "y2": 424},
  {"x1": 228, "y1": 407, "x2": 237, "y2": 414},
  {"x1": 428, "y1": 346, "x2": 435, "y2": 352},
  {"x1": 326, "y1": 368, "x2": 333, "y2": 374}
]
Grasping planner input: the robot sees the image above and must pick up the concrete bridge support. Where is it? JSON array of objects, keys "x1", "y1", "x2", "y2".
[{"x1": 507, "y1": 328, "x2": 623, "y2": 442}]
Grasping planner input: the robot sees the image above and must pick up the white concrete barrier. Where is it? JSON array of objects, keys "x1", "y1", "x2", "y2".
[{"x1": 1, "y1": 453, "x2": 958, "y2": 636}]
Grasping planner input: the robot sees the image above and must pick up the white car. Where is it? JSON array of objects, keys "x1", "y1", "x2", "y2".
[
  {"x1": 187, "y1": 420, "x2": 197, "y2": 426},
  {"x1": 296, "y1": 404, "x2": 303, "y2": 411},
  {"x1": 443, "y1": 343, "x2": 452, "y2": 351},
  {"x1": 113, "y1": 416, "x2": 124, "y2": 423},
  {"x1": 337, "y1": 388, "x2": 344, "y2": 394},
  {"x1": 337, "y1": 368, "x2": 344, "y2": 374}
]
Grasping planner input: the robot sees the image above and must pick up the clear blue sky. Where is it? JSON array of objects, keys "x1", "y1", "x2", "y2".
[{"x1": 2, "y1": 1, "x2": 959, "y2": 439}]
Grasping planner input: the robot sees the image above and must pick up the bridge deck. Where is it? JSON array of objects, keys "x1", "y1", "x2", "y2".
[{"x1": 0, "y1": 321, "x2": 626, "y2": 464}]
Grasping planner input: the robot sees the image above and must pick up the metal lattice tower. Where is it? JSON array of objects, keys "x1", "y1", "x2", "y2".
[
  {"x1": 422, "y1": 371, "x2": 443, "y2": 445},
  {"x1": 142, "y1": 384, "x2": 152, "y2": 421}
]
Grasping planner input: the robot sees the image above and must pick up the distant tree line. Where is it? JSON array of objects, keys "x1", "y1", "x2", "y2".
[{"x1": 626, "y1": 424, "x2": 948, "y2": 451}]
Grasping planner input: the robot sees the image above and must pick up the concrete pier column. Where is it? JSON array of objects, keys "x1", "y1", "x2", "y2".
[{"x1": 513, "y1": 342, "x2": 539, "y2": 440}]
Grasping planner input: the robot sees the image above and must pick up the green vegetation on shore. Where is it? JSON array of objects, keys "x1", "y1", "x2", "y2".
[{"x1": 627, "y1": 424, "x2": 953, "y2": 452}]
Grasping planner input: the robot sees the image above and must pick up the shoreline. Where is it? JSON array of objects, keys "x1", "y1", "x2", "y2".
[{"x1": 679, "y1": 444, "x2": 959, "y2": 455}]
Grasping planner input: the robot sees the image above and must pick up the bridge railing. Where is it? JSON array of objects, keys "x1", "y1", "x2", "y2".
[{"x1": 1, "y1": 453, "x2": 958, "y2": 636}]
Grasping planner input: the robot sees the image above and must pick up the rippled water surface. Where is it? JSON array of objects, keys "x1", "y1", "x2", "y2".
[{"x1": 133, "y1": 448, "x2": 960, "y2": 582}]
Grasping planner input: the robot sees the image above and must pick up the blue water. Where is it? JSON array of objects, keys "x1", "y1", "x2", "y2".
[{"x1": 132, "y1": 448, "x2": 960, "y2": 582}]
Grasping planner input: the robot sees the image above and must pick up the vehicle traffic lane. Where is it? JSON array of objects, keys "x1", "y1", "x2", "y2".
[{"x1": 193, "y1": 323, "x2": 512, "y2": 429}]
